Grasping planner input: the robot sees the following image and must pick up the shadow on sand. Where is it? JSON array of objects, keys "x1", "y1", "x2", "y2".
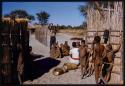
[{"x1": 32, "y1": 57, "x2": 60, "y2": 80}]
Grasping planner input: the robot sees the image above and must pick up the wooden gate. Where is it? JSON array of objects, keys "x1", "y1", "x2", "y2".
[{"x1": 0, "y1": 18, "x2": 29, "y2": 84}]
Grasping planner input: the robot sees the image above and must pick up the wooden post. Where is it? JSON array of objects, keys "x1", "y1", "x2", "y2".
[
  {"x1": 109, "y1": 28, "x2": 111, "y2": 43},
  {"x1": 45, "y1": 25, "x2": 47, "y2": 46}
]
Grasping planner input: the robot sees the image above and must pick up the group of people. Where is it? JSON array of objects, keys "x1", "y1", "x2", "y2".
[
  {"x1": 50, "y1": 41, "x2": 70, "y2": 59},
  {"x1": 50, "y1": 31, "x2": 122, "y2": 84}
]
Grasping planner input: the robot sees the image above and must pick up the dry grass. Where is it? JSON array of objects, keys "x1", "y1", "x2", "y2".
[
  {"x1": 58, "y1": 29, "x2": 87, "y2": 37},
  {"x1": 33, "y1": 26, "x2": 87, "y2": 37}
]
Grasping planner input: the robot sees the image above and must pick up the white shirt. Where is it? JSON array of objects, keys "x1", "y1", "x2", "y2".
[{"x1": 69, "y1": 48, "x2": 80, "y2": 65}]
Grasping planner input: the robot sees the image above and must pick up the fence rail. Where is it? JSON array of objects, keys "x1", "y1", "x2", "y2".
[
  {"x1": 86, "y1": 30, "x2": 123, "y2": 32},
  {"x1": 87, "y1": 42, "x2": 120, "y2": 45}
]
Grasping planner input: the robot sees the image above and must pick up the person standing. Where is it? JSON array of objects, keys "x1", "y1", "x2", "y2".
[
  {"x1": 92, "y1": 36, "x2": 105, "y2": 84},
  {"x1": 79, "y1": 40, "x2": 89, "y2": 79},
  {"x1": 50, "y1": 29, "x2": 56, "y2": 50},
  {"x1": 100, "y1": 34, "x2": 122, "y2": 84}
]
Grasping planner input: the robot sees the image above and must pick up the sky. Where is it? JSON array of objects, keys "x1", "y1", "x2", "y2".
[{"x1": 2, "y1": 2, "x2": 86, "y2": 26}]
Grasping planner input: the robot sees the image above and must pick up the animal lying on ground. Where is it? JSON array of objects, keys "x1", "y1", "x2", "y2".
[
  {"x1": 53, "y1": 67, "x2": 68, "y2": 76},
  {"x1": 52, "y1": 62, "x2": 78, "y2": 76}
]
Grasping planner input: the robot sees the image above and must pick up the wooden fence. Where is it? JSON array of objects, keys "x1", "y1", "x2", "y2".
[
  {"x1": 35, "y1": 25, "x2": 48, "y2": 46},
  {"x1": 0, "y1": 18, "x2": 29, "y2": 84}
]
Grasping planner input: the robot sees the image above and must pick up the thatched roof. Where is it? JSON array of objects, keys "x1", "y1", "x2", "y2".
[{"x1": 2, "y1": 17, "x2": 29, "y2": 23}]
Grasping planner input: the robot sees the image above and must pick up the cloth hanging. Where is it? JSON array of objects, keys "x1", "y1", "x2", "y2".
[{"x1": 103, "y1": 30, "x2": 109, "y2": 44}]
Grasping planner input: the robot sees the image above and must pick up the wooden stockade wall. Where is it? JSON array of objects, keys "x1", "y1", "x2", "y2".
[
  {"x1": 86, "y1": 2, "x2": 123, "y2": 82},
  {"x1": 0, "y1": 18, "x2": 29, "y2": 84},
  {"x1": 86, "y1": 2, "x2": 123, "y2": 57},
  {"x1": 35, "y1": 25, "x2": 48, "y2": 46}
]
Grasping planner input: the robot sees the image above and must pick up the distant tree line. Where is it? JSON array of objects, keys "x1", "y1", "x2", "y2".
[
  {"x1": 3, "y1": 6, "x2": 91, "y2": 29},
  {"x1": 48, "y1": 24, "x2": 87, "y2": 30}
]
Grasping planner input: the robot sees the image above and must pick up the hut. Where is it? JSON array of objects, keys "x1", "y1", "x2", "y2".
[{"x1": 86, "y1": 2, "x2": 123, "y2": 83}]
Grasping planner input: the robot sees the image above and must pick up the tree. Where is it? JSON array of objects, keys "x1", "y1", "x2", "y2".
[
  {"x1": 4, "y1": 9, "x2": 35, "y2": 21},
  {"x1": 67, "y1": 25, "x2": 72, "y2": 29},
  {"x1": 10, "y1": 9, "x2": 28, "y2": 18},
  {"x1": 36, "y1": 11, "x2": 50, "y2": 25},
  {"x1": 4, "y1": 14, "x2": 10, "y2": 18},
  {"x1": 27, "y1": 15, "x2": 35, "y2": 22},
  {"x1": 78, "y1": 4, "x2": 88, "y2": 17},
  {"x1": 27, "y1": 15, "x2": 35, "y2": 21}
]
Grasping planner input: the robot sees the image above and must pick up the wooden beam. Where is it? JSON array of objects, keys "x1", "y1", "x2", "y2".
[
  {"x1": 111, "y1": 30, "x2": 123, "y2": 32},
  {"x1": 115, "y1": 56, "x2": 121, "y2": 58},
  {"x1": 87, "y1": 30, "x2": 123, "y2": 32},
  {"x1": 2, "y1": 17, "x2": 29, "y2": 22},
  {"x1": 102, "y1": 8, "x2": 114, "y2": 11},
  {"x1": 87, "y1": 30, "x2": 104, "y2": 32},
  {"x1": 86, "y1": 35, "x2": 120, "y2": 38},
  {"x1": 2, "y1": 17, "x2": 11, "y2": 21},
  {"x1": 1, "y1": 33, "x2": 23, "y2": 36},
  {"x1": 111, "y1": 71, "x2": 120, "y2": 75},
  {"x1": 110, "y1": 35, "x2": 120, "y2": 37},
  {"x1": 87, "y1": 42, "x2": 120, "y2": 45},
  {"x1": 86, "y1": 35, "x2": 103, "y2": 37}
]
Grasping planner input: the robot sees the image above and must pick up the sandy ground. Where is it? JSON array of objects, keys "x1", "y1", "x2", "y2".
[{"x1": 23, "y1": 33, "x2": 123, "y2": 84}]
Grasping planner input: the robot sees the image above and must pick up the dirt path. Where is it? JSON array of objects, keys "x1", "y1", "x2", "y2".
[{"x1": 23, "y1": 33, "x2": 121, "y2": 84}]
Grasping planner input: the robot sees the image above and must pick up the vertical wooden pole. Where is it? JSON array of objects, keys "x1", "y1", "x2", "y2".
[{"x1": 46, "y1": 25, "x2": 48, "y2": 46}]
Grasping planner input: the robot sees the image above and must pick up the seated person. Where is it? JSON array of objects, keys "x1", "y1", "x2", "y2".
[
  {"x1": 53, "y1": 42, "x2": 79, "y2": 75},
  {"x1": 60, "y1": 42, "x2": 70, "y2": 57},
  {"x1": 63, "y1": 41, "x2": 70, "y2": 52},
  {"x1": 69, "y1": 42, "x2": 80, "y2": 65},
  {"x1": 63, "y1": 42, "x2": 80, "y2": 71},
  {"x1": 50, "y1": 42, "x2": 61, "y2": 59}
]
